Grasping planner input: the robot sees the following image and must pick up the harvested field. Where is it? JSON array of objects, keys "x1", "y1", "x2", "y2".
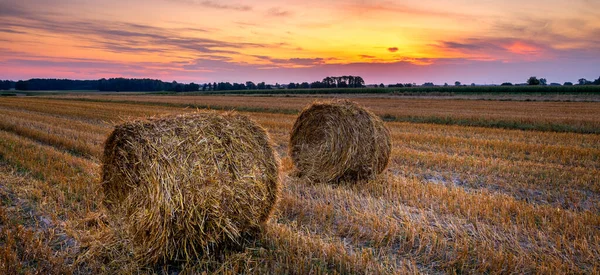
[
  {"x1": 51, "y1": 94, "x2": 600, "y2": 133},
  {"x1": 0, "y1": 96, "x2": 599, "y2": 274}
]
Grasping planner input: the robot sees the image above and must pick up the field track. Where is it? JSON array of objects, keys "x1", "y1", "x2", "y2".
[{"x1": 0, "y1": 96, "x2": 599, "y2": 273}]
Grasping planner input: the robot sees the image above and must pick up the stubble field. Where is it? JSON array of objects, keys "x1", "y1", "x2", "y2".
[{"x1": 0, "y1": 95, "x2": 599, "y2": 274}]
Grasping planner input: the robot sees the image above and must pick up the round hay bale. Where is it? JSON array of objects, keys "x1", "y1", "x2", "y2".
[
  {"x1": 289, "y1": 100, "x2": 391, "y2": 183},
  {"x1": 101, "y1": 111, "x2": 279, "y2": 264}
]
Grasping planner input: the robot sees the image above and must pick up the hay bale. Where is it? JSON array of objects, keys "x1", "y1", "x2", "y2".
[
  {"x1": 101, "y1": 111, "x2": 279, "y2": 264},
  {"x1": 289, "y1": 100, "x2": 391, "y2": 183}
]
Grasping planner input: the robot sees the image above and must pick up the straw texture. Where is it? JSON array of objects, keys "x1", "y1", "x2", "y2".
[
  {"x1": 289, "y1": 100, "x2": 391, "y2": 183},
  {"x1": 101, "y1": 111, "x2": 279, "y2": 264}
]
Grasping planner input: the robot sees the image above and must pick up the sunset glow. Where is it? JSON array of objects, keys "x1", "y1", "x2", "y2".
[{"x1": 1, "y1": 0, "x2": 599, "y2": 84}]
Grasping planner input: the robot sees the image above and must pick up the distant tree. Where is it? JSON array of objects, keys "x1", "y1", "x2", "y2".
[
  {"x1": 539, "y1": 78, "x2": 547, "y2": 85},
  {"x1": 0, "y1": 80, "x2": 14, "y2": 90},
  {"x1": 257, "y1": 82, "x2": 266, "y2": 89},
  {"x1": 594, "y1": 76, "x2": 600, "y2": 85},
  {"x1": 300, "y1": 82, "x2": 310, "y2": 89},
  {"x1": 527, "y1": 77, "x2": 540, "y2": 86},
  {"x1": 287, "y1": 82, "x2": 297, "y2": 89},
  {"x1": 444, "y1": 83, "x2": 449, "y2": 87},
  {"x1": 202, "y1": 83, "x2": 207, "y2": 91},
  {"x1": 549, "y1": 83, "x2": 561, "y2": 86},
  {"x1": 213, "y1": 82, "x2": 217, "y2": 91},
  {"x1": 578, "y1": 78, "x2": 591, "y2": 85},
  {"x1": 563, "y1": 82, "x2": 573, "y2": 86},
  {"x1": 471, "y1": 83, "x2": 476, "y2": 86},
  {"x1": 379, "y1": 83, "x2": 385, "y2": 88},
  {"x1": 501, "y1": 82, "x2": 513, "y2": 86},
  {"x1": 322, "y1": 77, "x2": 334, "y2": 88},
  {"x1": 353, "y1": 76, "x2": 365, "y2": 88},
  {"x1": 186, "y1": 82, "x2": 200, "y2": 92},
  {"x1": 246, "y1": 81, "x2": 257, "y2": 90},
  {"x1": 454, "y1": 81, "x2": 461, "y2": 86},
  {"x1": 422, "y1": 82, "x2": 435, "y2": 87},
  {"x1": 173, "y1": 82, "x2": 183, "y2": 92},
  {"x1": 310, "y1": 81, "x2": 324, "y2": 88},
  {"x1": 15, "y1": 80, "x2": 29, "y2": 90}
]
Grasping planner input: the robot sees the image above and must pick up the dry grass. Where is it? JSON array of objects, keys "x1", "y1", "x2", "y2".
[
  {"x1": 0, "y1": 96, "x2": 598, "y2": 274},
  {"x1": 290, "y1": 100, "x2": 391, "y2": 183},
  {"x1": 50, "y1": 94, "x2": 600, "y2": 133},
  {"x1": 100, "y1": 112, "x2": 280, "y2": 264}
]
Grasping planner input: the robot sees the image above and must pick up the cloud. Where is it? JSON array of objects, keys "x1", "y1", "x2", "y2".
[
  {"x1": 250, "y1": 55, "x2": 338, "y2": 68},
  {"x1": 0, "y1": 5, "x2": 266, "y2": 58},
  {"x1": 168, "y1": 0, "x2": 252, "y2": 11},
  {"x1": 0, "y1": 2, "x2": 27, "y2": 17},
  {"x1": 342, "y1": 1, "x2": 471, "y2": 20},
  {"x1": 267, "y1": 7, "x2": 292, "y2": 17},
  {"x1": 433, "y1": 38, "x2": 553, "y2": 61},
  {"x1": 388, "y1": 47, "x2": 399, "y2": 53},
  {"x1": 360, "y1": 55, "x2": 376, "y2": 59}
]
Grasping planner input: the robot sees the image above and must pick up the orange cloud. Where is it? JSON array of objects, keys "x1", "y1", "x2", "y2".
[{"x1": 506, "y1": 41, "x2": 543, "y2": 55}]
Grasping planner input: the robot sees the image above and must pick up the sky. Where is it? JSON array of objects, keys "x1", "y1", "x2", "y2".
[{"x1": 1, "y1": 0, "x2": 599, "y2": 84}]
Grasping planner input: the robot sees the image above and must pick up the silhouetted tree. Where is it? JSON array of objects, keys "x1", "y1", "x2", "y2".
[
  {"x1": 501, "y1": 82, "x2": 513, "y2": 86},
  {"x1": 354, "y1": 76, "x2": 365, "y2": 88},
  {"x1": 0, "y1": 80, "x2": 15, "y2": 90},
  {"x1": 455, "y1": 81, "x2": 461, "y2": 86},
  {"x1": 527, "y1": 77, "x2": 540, "y2": 86},
  {"x1": 564, "y1": 82, "x2": 573, "y2": 86},
  {"x1": 310, "y1": 81, "x2": 324, "y2": 88},
  {"x1": 379, "y1": 83, "x2": 385, "y2": 88},
  {"x1": 15, "y1": 80, "x2": 28, "y2": 90},
  {"x1": 539, "y1": 78, "x2": 547, "y2": 85},
  {"x1": 244, "y1": 81, "x2": 255, "y2": 90},
  {"x1": 578, "y1": 78, "x2": 591, "y2": 85}
]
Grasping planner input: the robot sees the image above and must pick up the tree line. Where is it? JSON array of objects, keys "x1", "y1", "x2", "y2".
[
  {"x1": 2, "y1": 74, "x2": 599, "y2": 91},
  {"x1": 1, "y1": 75, "x2": 365, "y2": 91},
  {"x1": 0, "y1": 80, "x2": 15, "y2": 90},
  {"x1": 519, "y1": 76, "x2": 600, "y2": 86},
  {"x1": 205, "y1": 76, "x2": 365, "y2": 91}
]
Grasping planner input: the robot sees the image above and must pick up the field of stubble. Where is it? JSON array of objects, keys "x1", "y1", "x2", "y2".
[{"x1": 0, "y1": 96, "x2": 599, "y2": 274}]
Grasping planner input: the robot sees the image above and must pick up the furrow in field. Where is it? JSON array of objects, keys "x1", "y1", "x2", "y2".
[
  {"x1": 391, "y1": 131, "x2": 599, "y2": 169},
  {"x1": 0, "y1": 114, "x2": 107, "y2": 158},
  {"x1": 0, "y1": 106, "x2": 110, "y2": 133},
  {"x1": 390, "y1": 147, "x2": 600, "y2": 211},
  {"x1": 49, "y1": 95, "x2": 600, "y2": 133},
  {"x1": 276, "y1": 176, "x2": 599, "y2": 273},
  {"x1": 0, "y1": 130, "x2": 100, "y2": 217}
]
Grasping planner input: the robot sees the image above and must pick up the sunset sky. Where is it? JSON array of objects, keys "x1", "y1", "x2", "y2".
[{"x1": 1, "y1": 0, "x2": 599, "y2": 84}]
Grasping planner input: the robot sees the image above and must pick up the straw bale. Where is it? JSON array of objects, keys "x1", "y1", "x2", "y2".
[
  {"x1": 101, "y1": 111, "x2": 279, "y2": 264},
  {"x1": 289, "y1": 100, "x2": 391, "y2": 183}
]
